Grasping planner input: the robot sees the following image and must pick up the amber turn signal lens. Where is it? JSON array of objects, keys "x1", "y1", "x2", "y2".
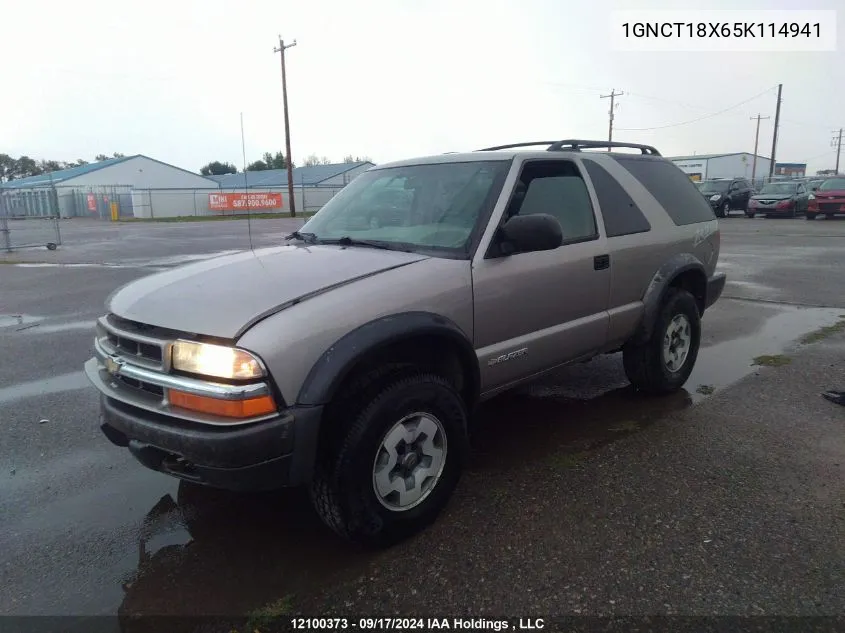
[{"x1": 169, "y1": 390, "x2": 276, "y2": 419}]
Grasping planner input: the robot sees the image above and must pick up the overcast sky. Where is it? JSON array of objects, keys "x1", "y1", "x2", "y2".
[{"x1": 1, "y1": 0, "x2": 842, "y2": 174}]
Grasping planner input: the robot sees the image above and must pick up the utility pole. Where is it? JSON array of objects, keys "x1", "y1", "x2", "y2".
[
  {"x1": 274, "y1": 35, "x2": 297, "y2": 217},
  {"x1": 832, "y1": 128, "x2": 843, "y2": 174},
  {"x1": 749, "y1": 113, "x2": 770, "y2": 184},
  {"x1": 600, "y1": 89, "x2": 623, "y2": 149},
  {"x1": 768, "y1": 83, "x2": 782, "y2": 179}
]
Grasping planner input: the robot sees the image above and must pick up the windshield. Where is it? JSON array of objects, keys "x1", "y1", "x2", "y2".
[
  {"x1": 819, "y1": 177, "x2": 845, "y2": 191},
  {"x1": 298, "y1": 160, "x2": 510, "y2": 255},
  {"x1": 698, "y1": 180, "x2": 730, "y2": 193},
  {"x1": 759, "y1": 183, "x2": 795, "y2": 194}
]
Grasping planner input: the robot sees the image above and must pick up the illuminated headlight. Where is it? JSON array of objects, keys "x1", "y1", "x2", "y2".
[
  {"x1": 171, "y1": 340, "x2": 265, "y2": 380},
  {"x1": 709, "y1": 194, "x2": 721, "y2": 202}
]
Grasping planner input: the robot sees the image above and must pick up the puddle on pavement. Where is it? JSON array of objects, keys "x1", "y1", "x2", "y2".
[
  {"x1": 684, "y1": 303, "x2": 844, "y2": 402},
  {"x1": 0, "y1": 314, "x2": 95, "y2": 335},
  {"x1": 0, "y1": 370, "x2": 90, "y2": 404},
  {"x1": 469, "y1": 302, "x2": 845, "y2": 472},
  {"x1": 0, "y1": 314, "x2": 44, "y2": 329},
  {"x1": 117, "y1": 484, "x2": 369, "y2": 618},
  {"x1": 121, "y1": 249, "x2": 245, "y2": 268}
]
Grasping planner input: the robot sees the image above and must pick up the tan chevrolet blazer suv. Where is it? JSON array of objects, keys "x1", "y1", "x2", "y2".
[{"x1": 85, "y1": 139, "x2": 726, "y2": 546}]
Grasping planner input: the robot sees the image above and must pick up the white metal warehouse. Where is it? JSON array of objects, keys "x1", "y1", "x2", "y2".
[
  {"x1": 207, "y1": 161, "x2": 375, "y2": 214},
  {"x1": 667, "y1": 153, "x2": 773, "y2": 183},
  {"x1": 0, "y1": 155, "x2": 219, "y2": 219}
]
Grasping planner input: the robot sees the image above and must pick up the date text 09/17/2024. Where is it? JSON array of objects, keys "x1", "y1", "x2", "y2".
[{"x1": 287, "y1": 618, "x2": 546, "y2": 631}]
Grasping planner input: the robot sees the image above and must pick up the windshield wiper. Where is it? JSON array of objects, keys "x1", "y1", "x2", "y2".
[
  {"x1": 285, "y1": 231, "x2": 318, "y2": 244},
  {"x1": 324, "y1": 236, "x2": 411, "y2": 252}
]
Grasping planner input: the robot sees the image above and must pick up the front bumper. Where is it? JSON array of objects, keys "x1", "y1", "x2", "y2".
[
  {"x1": 750, "y1": 204, "x2": 793, "y2": 215},
  {"x1": 705, "y1": 272, "x2": 726, "y2": 310},
  {"x1": 85, "y1": 357, "x2": 323, "y2": 490}
]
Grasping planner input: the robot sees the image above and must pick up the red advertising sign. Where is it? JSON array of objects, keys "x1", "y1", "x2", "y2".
[
  {"x1": 87, "y1": 194, "x2": 97, "y2": 212},
  {"x1": 208, "y1": 192, "x2": 283, "y2": 211}
]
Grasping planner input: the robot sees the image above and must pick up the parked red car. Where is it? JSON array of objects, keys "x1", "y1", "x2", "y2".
[{"x1": 807, "y1": 176, "x2": 845, "y2": 220}]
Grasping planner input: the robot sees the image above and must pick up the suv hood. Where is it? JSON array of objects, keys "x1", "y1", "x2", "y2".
[{"x1": 108, "y1": 245, "x2": 429, "y2": 339}]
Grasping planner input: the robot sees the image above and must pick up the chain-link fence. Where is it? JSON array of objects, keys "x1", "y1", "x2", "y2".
[
  {"x1": 0, "y1": 183, "x2": 345, "y2": 222},
  {"x1": 0, "y1": 190, "x2": 62, "y2": 251}
]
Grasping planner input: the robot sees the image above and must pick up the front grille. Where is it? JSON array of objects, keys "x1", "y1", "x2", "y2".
[
  {"x1": 97, "y1": 314, "x2": 173, "y2": 398},
  {"x1": 116, "y1": 375, "x2": 165, "y2": 397},
  {"x1": 107, "y1": 332, "x2": 164, "y2": 363},
  {"x1": 819, "y1": 202, "x2": 842, "y2": 212}
]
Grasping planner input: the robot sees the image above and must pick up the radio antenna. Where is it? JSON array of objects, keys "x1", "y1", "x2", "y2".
[{"x1": 241, "y1": 112, "x2": 253, "y2": 251}]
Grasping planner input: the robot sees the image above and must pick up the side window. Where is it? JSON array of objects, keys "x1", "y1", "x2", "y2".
[
  {"x1": 616, "y1": 157, "x2": 716, "y2": 225},
  {"x1": 505, "y1": 160, "x2": 598, "y2": 243},
  {"x1": 581, "y1": 159, "x2": 651, "y2": 237}
]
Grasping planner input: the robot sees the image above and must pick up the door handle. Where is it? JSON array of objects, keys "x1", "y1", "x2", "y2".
[{"x1": 594, "y1": 254, "x2": 610, "y2": 270}]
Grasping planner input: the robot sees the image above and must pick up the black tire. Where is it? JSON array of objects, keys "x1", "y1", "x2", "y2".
[
  {"x1": 745, "y1": 212, "x2": 755, "y2": 219},
  {"x1": 806, "y1": 213, "x2": 817, "y2": 220},
  {"x1": 310, "y1": 371, "x2": 468, "y2": 547},
  {"x1": 718, "y1": 200, "x2": 731, "y2": 218},
  {"x1": 623, "y1": 288, "x2": 701, "y2": 395}
]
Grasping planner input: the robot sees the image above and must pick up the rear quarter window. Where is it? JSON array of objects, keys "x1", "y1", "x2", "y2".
[
  {"x1": 581, "y1": 159, "x2": 651, "y2": 237},
  {"x1": 615, "y1": 157, "x2": 716, "y2": 225}
]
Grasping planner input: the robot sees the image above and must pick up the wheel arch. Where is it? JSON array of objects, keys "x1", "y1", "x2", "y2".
[
  {"x1": 631, "y1": 254, "x2": 708, "y2": 345},
  {"x1": 296, "y1": 311, "x2": 480, "y2": 411}
]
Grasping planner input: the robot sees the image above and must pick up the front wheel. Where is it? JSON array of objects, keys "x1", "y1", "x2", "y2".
[
  {"x1": 806, "y1": 212, "x2": 817, "y2": 220},
  {"x1": 623, "y1": 288, "x2": 701, "y2": 395},
  {"x1": 310, "y1": 372, "x2": 468, "y2": 547},
  {"x1": 718, "y1": 200, "x2": 731, "y2": 218}
]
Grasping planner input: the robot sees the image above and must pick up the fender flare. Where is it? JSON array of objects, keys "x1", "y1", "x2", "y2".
[
  {"x1": 295, "y1": 311, "x2": 479, "y2": 407},
  {"x1": 632, "y1": 253, "x2": 707, "y2": 345}
]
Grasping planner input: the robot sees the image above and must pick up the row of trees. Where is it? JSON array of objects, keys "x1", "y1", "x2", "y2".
[
  {"x1": 199, "y1": 153, "x2": 372, "y2": 176},
  {"x1": 0, "y1": 153, "x2": 125, "y2": 182}
]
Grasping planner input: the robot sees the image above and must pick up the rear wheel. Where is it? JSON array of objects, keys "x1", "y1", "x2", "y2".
[
  {"x1": 718, "y1": 200, "x2": 731, "y2": 218},
  {"x1": 623, "y1": 288, "x2": 701, "y2": 395},
  {"x1": 310, "y1": 371, "x2": 468, "y2": 547}
]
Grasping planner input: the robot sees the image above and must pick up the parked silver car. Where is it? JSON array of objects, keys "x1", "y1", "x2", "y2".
[{"x1": 85, "y1": 139, "x2": 726, "y2": 546}]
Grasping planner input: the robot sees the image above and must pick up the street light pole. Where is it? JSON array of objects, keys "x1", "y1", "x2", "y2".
[{"x1": 274, "y1": 35, "x2": 297, "y2": 217}]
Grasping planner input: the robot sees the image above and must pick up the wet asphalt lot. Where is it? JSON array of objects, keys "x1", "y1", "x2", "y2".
[{"x1": 1, "y1": 214, "x2": 845, "y2": 625}]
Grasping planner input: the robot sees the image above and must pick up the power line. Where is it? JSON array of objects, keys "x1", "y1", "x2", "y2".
[{"x1": 615, "y1": 86, "x2": 777, "y2": 131}]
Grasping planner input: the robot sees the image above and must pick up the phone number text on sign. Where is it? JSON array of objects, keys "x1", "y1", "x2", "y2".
[{"x1": 208, "y1": 192, "x2": 283, "y2": 211}]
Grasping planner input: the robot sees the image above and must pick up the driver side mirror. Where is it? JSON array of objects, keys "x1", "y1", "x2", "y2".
[{"x1": 498, "y1": 213, "x2": 562, "y2": 255}]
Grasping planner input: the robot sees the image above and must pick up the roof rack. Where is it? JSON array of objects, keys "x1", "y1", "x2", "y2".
[{"x1": 476, "y1": 139, "x2": 661, "y2": 156}]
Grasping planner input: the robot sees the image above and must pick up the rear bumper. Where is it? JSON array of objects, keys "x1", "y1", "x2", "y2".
[
  {"x1": 98, "y1": 395, "x2": 323, "y2": 491},
  {"x1": 705, "y1": 272, "x2": 726, "y2": 310}
]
